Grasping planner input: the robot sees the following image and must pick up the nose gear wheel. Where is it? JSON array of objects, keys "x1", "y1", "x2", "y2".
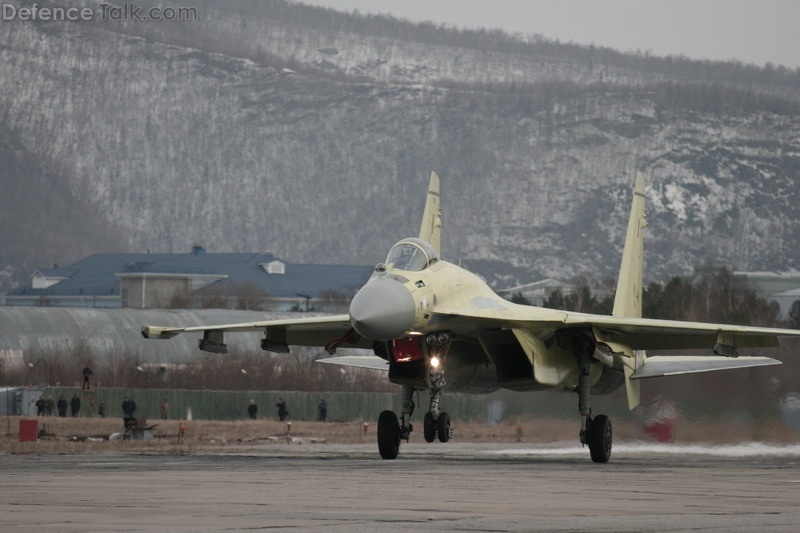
[
  {"x1": 436, "y1": 412, "x2": 451, "y2": 443},
  {"x1": 423, "y1": 412, "x2": 436, "y2": 443},
  {"x1": 423, "y1": 410, "x2": 451, "y2": 443}
]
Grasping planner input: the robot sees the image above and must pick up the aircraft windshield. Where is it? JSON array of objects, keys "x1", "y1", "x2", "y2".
[{"x1": 385, "y1": 239, "x2": 439, "y2": 271}]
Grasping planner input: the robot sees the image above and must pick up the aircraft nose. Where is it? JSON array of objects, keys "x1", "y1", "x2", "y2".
[{"x1": 349, "y1": 278, "x2": 416, "y2": 340}]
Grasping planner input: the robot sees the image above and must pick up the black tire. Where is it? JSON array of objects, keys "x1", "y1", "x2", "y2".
[
  {"x1": 377, "y1": 410, "x2": 401, "y2": 459},
  {"x1": 588, "y1": 414, "x2": 612, "y2": 463},
  {"x1": 423, "y1": 412, "x2": 436, "y2": 443},
  {"x1": 436, "y1": 412, "x2": 451, "y2": 443}
]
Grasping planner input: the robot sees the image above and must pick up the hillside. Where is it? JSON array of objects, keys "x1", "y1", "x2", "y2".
[{"x1": 1, "y1": 0, "x2": 799, "y2": 293}]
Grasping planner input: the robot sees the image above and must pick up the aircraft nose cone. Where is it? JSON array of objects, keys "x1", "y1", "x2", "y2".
[{"x1": 349, "y1": 278, "x2": 416, "y2": 340}]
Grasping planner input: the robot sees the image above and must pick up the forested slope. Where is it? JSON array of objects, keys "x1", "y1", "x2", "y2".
[{"x1": 1, "y1": 0, "x2": 799, "y2": 294}]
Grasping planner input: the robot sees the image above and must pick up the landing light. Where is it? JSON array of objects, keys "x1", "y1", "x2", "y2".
[{"x1": 430, "y1": 356, "x2": 441, "y2": 369}]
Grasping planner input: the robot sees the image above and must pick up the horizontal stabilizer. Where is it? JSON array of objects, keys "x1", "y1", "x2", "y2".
[
  {"x1": 630, "y1": 355, "x2": 780, "y2": 380},
  {"x1": 316, "y1": 355, "x2": 390, "y2": 372}
]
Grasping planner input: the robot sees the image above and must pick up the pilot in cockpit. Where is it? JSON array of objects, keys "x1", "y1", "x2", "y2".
[{"x1": 385, "y1": 239, "x2": 438, "y2": 271}]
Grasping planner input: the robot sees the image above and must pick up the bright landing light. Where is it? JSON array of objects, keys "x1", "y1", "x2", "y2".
[{"x1": 430, "y1": 356, "x2": 440, "y2": 369}]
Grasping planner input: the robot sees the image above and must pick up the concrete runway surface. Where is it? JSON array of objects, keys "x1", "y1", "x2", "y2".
[{"x1": 3, "y1": 441, "x2": 800, "y2": 532}]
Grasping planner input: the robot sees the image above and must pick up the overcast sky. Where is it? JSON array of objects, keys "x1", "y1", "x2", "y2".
[{"x1": 299, "y1": 0, "x2": 800, "y2": 69}]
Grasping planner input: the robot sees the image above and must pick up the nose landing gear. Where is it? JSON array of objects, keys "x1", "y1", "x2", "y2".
[
  {"x1": 423, "y1": 332, "x2": 452, "y2": 444},
  {"x1": 376, "y1": 331, "x2": 453, "y2": 459}
]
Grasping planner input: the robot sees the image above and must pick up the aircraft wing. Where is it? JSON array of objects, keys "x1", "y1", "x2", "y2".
[
  {"x1": 430, "y1": 307, "x2": 800, "y2": 351},
  {"x1": 142, "y1": 314, "x2": 375, "y2": 352},
  {"x1": 564, "y1": 313, "x2": 800, "y2": 351}
]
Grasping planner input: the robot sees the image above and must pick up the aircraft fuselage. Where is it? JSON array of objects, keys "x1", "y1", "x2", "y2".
[{"x1": 348, "y1": 237, "x2": 624, "y2": 395}]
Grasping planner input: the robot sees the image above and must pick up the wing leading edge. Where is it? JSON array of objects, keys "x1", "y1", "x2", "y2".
[{"x1": 142, "y1": 314, "x2": 374, "y2": 353}]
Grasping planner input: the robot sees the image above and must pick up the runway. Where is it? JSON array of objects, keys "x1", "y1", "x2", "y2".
[{"x1": 3, "y1": 442, "x2": 800, "y2": 532}]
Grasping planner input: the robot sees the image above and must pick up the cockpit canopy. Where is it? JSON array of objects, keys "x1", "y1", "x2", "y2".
[{"x1": 385, "y1": 238, "x2": 439, "y2": 271}]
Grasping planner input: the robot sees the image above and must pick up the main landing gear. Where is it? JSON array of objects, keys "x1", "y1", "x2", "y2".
[
  {"x1": 377, "y1": 385, "x2": 414, "y2": 460},
  {"x1": 376, "y1": 332, "x2": 453, "y2": 459},
  {"x1": 576, "y1": 338, "x2": 612, "y2": 463}
]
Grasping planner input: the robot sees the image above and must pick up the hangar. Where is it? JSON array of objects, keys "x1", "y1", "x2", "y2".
[{"x1": 4, "y1": 246, "x2": 372, "y2": 311}]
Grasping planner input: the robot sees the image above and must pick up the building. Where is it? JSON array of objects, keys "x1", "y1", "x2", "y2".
[
  {"x1": 4, "y1": 247, "x2": 373, "y2": 311},
  {"x1": 0, "y1": 386, "x2": 43, "y2": 416}
]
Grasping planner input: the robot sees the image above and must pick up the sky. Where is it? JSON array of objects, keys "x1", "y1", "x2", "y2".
[{"x1": 299, "y1": 0, "x2": 800, "y2": 69}]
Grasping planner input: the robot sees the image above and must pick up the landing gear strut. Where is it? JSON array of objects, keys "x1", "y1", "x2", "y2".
[
  {"x1": 576, "y1": 338, "x2": 612, "y2": 463},
  {"x1": 424, "y1": 332, "x2": 452, "y2": 443}
]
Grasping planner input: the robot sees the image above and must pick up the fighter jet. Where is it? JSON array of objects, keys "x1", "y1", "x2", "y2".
[{"x1": 143, "y1": 172, "x2": 800, "y2": 462}]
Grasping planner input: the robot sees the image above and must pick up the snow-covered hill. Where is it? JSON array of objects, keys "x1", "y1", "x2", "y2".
[{"x1": 1, "y1": 0, "x2": 799, "y2": 292}]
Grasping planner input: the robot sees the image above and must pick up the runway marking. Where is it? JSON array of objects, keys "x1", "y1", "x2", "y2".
[
  {"x1": 77, "y1": 460, "x2": 203, "y2": 468},
  {"x1": 77, "y1": 462, "x2": 143, "y2": 467}
]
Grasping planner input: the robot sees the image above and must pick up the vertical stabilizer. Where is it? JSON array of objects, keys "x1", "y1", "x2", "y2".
[
  {"x1": 418, "y1": 171, "x2": 442, "y2": 254},
  {"x1": 613, "y1": 173, "x2": 647, "y2": 410},
  {"x1": 613, "y1": 173, "x2": 646, "y2": 319}
]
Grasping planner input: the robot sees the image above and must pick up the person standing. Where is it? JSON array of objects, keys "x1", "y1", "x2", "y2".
[
  {"x1": 275, "y1": 397, "x2": 288, "y2": 421},
  {"x1": 57, "y1": 395, "x2": 68, "y2": 417},
  {"x1": 317, "y1": 399, "x2": 327, "y2": 422},
  {"x1": 98, "y1": 400, "x2": 107, "y2": 418},
  {"x1": 82, "y1": 367, "x2": 93, "y2": 390},
  {"x1": 70, "y1": 394, "x2": 81, "y2": 417},
  {"x1": 247, "y1": 399, "x2": 257, "y2": 420},
  {"x1": 35, "y1": 396, "x2": 45, "y2": 416},
  {"x1": 160, "y1": 399, "x2": 169, "y2": 420},
  {"x1": 122, "y1": 397, "x2": 137, "y2": 419}
]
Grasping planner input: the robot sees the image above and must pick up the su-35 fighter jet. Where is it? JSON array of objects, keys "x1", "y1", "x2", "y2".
[{"x1": 143, "y1": 172, "x2": 800, "y2": 463}]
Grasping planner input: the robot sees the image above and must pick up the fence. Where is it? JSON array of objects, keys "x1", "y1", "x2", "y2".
[{"x1": 42, "y1": 386, "x2": 638, "y2": 423}]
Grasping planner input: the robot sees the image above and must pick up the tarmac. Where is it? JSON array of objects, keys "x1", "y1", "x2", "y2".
[{"x1": 3, "y1": 441, "x2": 800, "y2": 532}]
